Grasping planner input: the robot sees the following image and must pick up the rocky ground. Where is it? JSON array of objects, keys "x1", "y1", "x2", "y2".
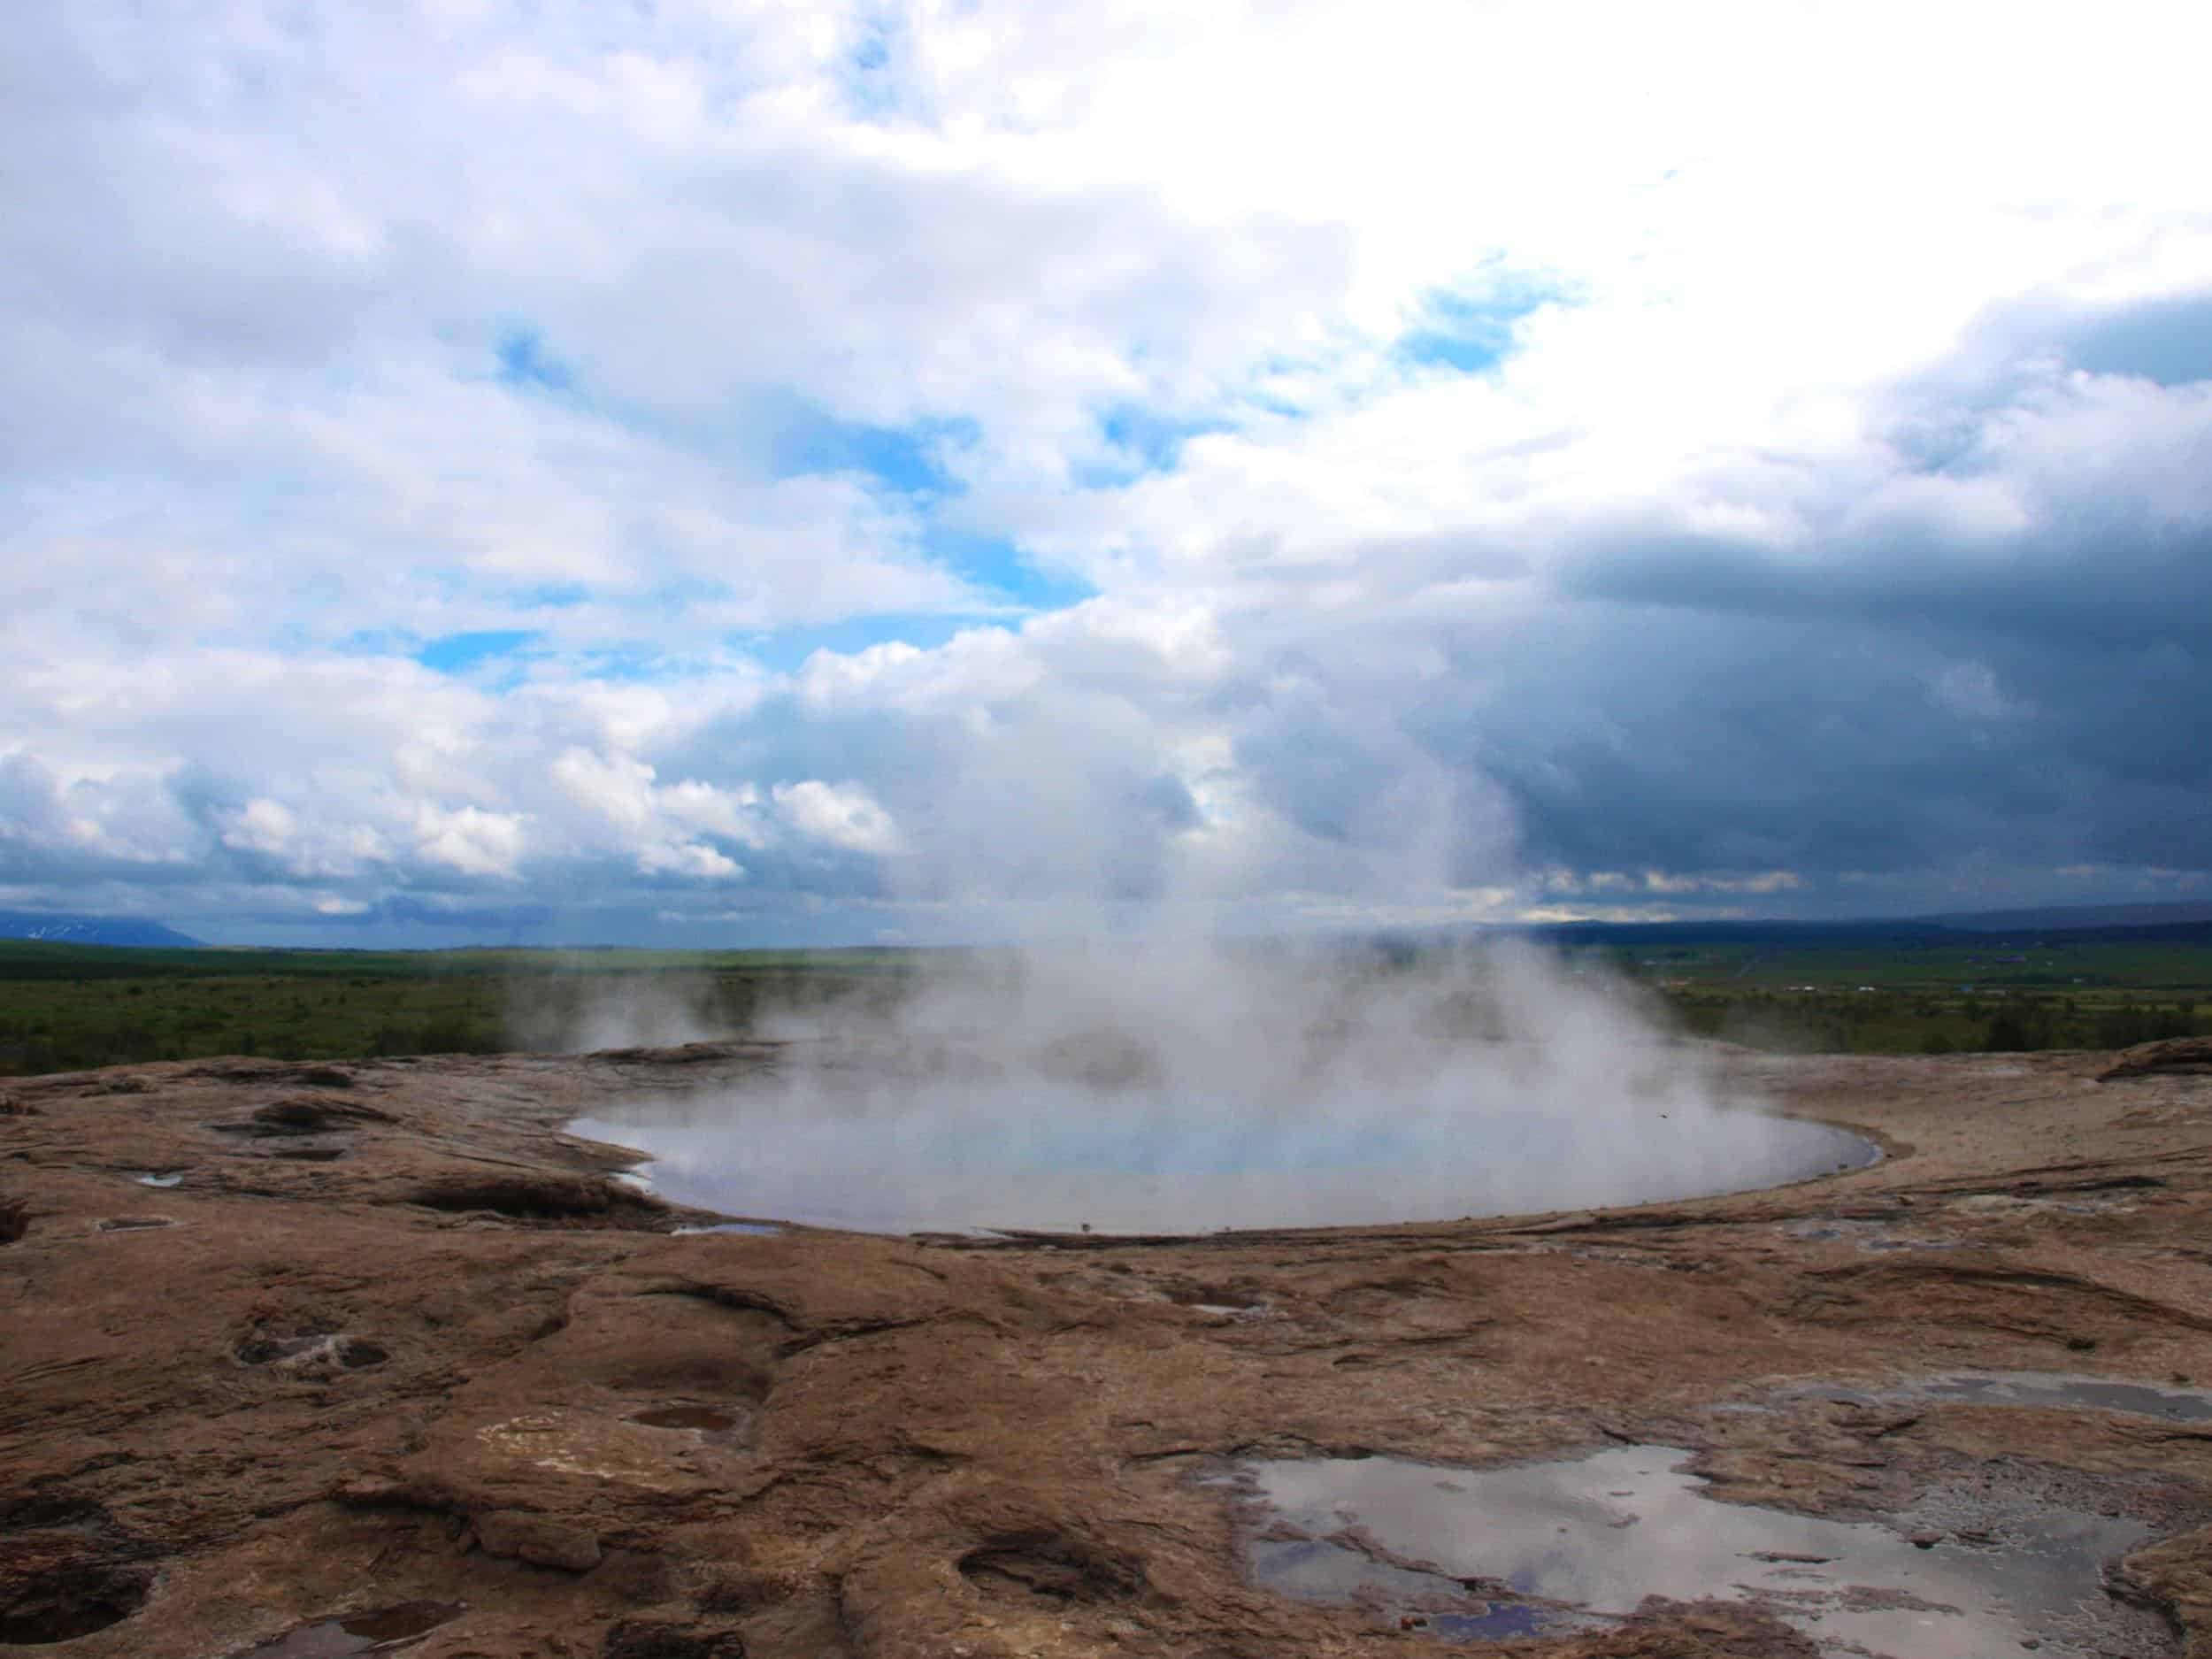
[{"x1": 6, "y1": 1039, "x2": 2212, "y2": 1658}]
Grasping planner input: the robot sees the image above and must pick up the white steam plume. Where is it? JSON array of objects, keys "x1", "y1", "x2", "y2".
[{"x1": 572, "y1": 941, "x2": 1869, "y2": 1234}]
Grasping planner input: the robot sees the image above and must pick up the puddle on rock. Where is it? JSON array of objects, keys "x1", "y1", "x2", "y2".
[
  {"x1": 267, "y1": 1144, "x2": 349, "y2": 1163},
  {"x1": 1227, "y1": 1444, "x2": 2172, "y2": 1656},
  {"x1": 1810, "y1": 1372, "x2": 2212, "y2": 1424},
  {"x1": 234, "y1": 1333, "x2": 388, "y2": 1372},
  {"x1": 239, "y1": 1601, "x2": 463, "y2": 1657},
  {"x1": 134, "y1": 1171, "x2": 185, "y2": 1187},
  {"x1": 669, "y1": 1221, "x2": 782, "y2": 1237},
  {"x1": 629, "y1": 1405, "x2": 743, "y2": 1433},
  {"x1": 1919, "y1": 1374, "x2": 2212, "y2": 1420},
  {"x1": 1783, "y1": 1216, "x2": 1957, "y2": 1252}
]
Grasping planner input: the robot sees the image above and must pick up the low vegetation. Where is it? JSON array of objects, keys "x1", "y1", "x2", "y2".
[
  {"x1": 0, "y1": 925, "x2": 2205, "y2": 1076},
  {"x1": 0, "y1": 941, "x2": 907, "y2": 1076},
  {"x1": 1591, "y1": 924, "x2": 2212, "y2": 1055}
]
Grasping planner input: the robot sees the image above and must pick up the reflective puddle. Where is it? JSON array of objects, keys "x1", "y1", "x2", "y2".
[
  {"x1": 1228, "y1": 1445, "x2": 2171, "y2": 1656},
  {"x1": 630, "y1": 1405, "x2": 743, "y2": 1432},
  {"x1": 235, "y1": 1601, "x2": 462, "y2": 1656},
  {"x1": 670, "y1": 1221, "x2": 783, "y2": 1237},
  {"x1": 1866, "y1": 1372, "x2": 2212, "y2": 1423},
  {"x1": 1782, "y1": 1216, "x2": 1958, "y2": 1251}
]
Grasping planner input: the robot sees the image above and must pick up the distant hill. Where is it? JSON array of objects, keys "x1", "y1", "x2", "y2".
[
  {"x1": 0, "y1": 911, "x2": 202, "y2": 948},
  {"x1": 1409, "y1": 908, "x2": 2212, "y2": 950},
  {"x1": 1917, "y1": 902, "x2": 2212, "y2": 933}
]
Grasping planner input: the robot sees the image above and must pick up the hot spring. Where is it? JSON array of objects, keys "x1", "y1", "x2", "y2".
[{"x1": 565, "y1": 944, "x2": 1877, "y2": 1235}]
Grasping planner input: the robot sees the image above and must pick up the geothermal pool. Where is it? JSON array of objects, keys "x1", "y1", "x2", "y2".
[{"x1": 568, "y1": 1084, "x2": 1876, "y2": 1235}]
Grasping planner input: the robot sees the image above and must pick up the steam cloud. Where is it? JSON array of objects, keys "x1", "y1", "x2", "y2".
[{"x1": 567, "y1": 941, "x2": 1870, "y2": 1233}]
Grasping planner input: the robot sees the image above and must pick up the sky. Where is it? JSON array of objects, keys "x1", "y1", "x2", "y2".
[{"x1": 4, "y1": 0, "x2": 2211, "y2": 947}]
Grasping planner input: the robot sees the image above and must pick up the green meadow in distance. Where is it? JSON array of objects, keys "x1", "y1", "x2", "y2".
[{"x1": 0, "y1": 923, "x2": 2205, "y2": 1077}]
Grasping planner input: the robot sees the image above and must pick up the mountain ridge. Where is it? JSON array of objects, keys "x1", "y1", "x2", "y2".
[{"x1": 0, "y1": 910, "x2": 203, "y2": 948}]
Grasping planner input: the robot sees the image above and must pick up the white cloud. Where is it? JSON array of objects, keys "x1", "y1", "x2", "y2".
[
  {"x1": 3, "y1": 1, "x2": 2210, "y2": 941},
  {"x1": 637, "y1": 841, "x2": 745, "y2": 880},
  {"x1": 772, "y1": 780, "x2": 907, "y2": 856},
  {"x1": 414, "y1": 805, "x2": 528, "y2": 879}
]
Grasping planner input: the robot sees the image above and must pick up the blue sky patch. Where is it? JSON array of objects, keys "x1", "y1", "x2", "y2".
[
  {"x1": 1079, "y1": 405, "x2": 1231, "y2": 486},
  {"x1": 841, "y1": 15, "x2": 904, "y2": 119},
  {"x1": 416, "y1": 630, "x2": 539, "y2": 674},
  {"x1": 514, "y1": 581, "x2": 590, "y2": 610},
  {"x1": 744, "y1": 613, "x2": 979, "y2": 672},
  {"x1": 773, "y1": 407, "x2": 979, "y2": 495},
  {"x1": 495, "y1": 328, "x2": 578, "y2": 394},
  {"x1": 928, "y1": 526, "x2": 1093, "y2": 612},
  {"x1": 1394, "y1": 281, "x2": 1558, "y2": 374}
]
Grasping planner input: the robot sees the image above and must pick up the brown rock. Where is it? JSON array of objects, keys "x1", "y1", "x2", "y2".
[
  {"x1": 2099, "y1": 1035, "x2": 2212, "y2": 1079},
  {"x1": 471, "y1": 1510, "x2": 603, "y2": 1572},
  {"x1": 4, "y1": 1043, "x2": 2212, "y2": 1656}
]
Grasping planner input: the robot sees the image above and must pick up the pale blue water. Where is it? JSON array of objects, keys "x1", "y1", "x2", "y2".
[{"x1": 569, "y1": 1090, "x2": 1876, "y2": 1234}]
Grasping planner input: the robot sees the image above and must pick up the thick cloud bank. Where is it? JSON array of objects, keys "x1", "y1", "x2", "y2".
[{"x1": 4, "y1": 3, "x2": 2210, "y2": 941}]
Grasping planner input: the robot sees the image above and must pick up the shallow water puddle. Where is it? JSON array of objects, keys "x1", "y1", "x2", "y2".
[
  {"x1": 134, "y1": 1171, "x2": 185, "y2": 1187},
  {"x1": 234, "y1": 1332, "x2": 388, "y2": 1371},
  {"x1": 1230, "y1": 1444, "x2": 2168, "y2": 1656},
  {"x1": 237, "y1": 1601, "x2": 461, "y2": 1656},
  {"x1": 630, "y1": 1405, "x2": 744, "y2": 1432},
  {"x1": 670, "y1": 1221, "x2": 782, "y2": 1237},
  {"x1": 1782, "y1": 1216, "x2": 1958, "y2": 1251},
  {"x1": 1912, "y1": 1372, "x2": 2212, "y2": 1422},
  {"x1": 1809, "y1": 1371, "x2": 2212, "y2": 1424}
]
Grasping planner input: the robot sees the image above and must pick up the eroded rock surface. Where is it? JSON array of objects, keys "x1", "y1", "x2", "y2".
[{"x1": 1, "y1": 1043, "x2": 2211, "y2": 1655}]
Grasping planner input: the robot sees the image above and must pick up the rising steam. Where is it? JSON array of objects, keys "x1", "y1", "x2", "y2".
[{"x1": 566, "y1": 941, "x2": 1870, "y2": 1234}]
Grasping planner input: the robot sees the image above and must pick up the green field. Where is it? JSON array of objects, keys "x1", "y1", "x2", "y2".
[
  {"x1": 0, "y1": 926, "x2": 2205, "y2": 1077},
  {"x1": 1590, "y1": 926, "x2": 2212, "y2": 1055},
  {"x1": 0, "y1": 941, "x2": 912, "y2": 1076}
]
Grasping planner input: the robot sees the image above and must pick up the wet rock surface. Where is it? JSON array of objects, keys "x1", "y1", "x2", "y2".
[{"x1": 1, "y1": 1041, "x2": 2211, "y2": 1655}]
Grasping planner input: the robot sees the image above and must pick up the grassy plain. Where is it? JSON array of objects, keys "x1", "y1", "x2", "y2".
[
  {"x1": 1575, "y1": 924, "x2": 2212, "y2": 1055},
  {"x1": 0, "y1": 926, "x2": 2206, "y2": 1077},
  {"x1": 0, "y1": 941, "x2": 910, "y2": 1076}
]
